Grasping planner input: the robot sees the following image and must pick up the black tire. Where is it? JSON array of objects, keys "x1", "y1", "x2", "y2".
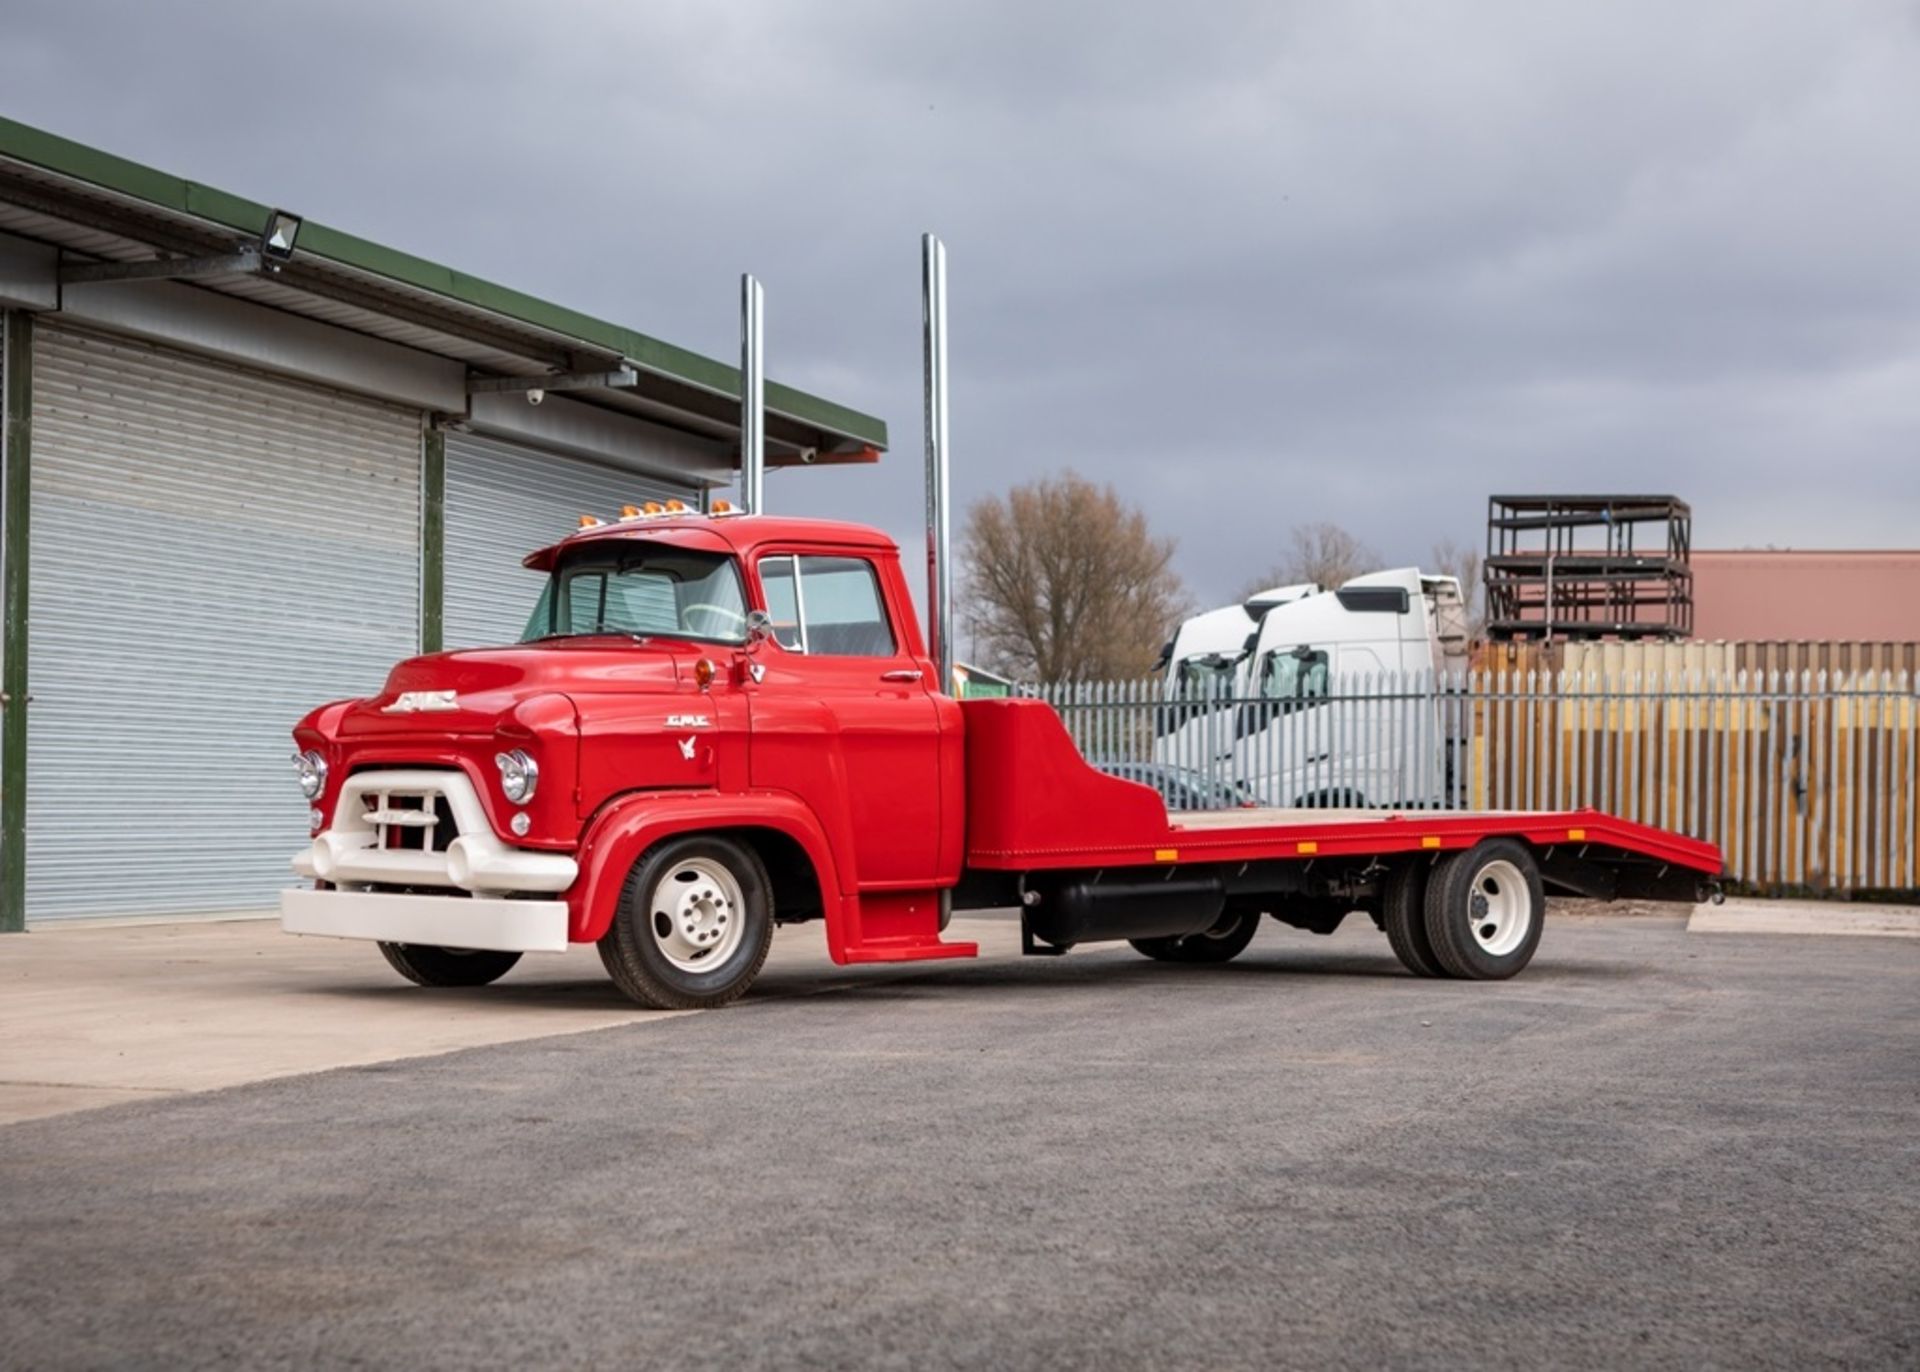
[
  {"x1": 597, "y1": 834, "x2": 774, "y2": 1009},
  {"x1": 1129, "y1": 907, "x2": 1262, "y2": 964},
  {"x1": 1422, "y1": 838, "x2": 1545, "y2": 980},
  {"x1": 1381, "y1": 861, "x2": 1446, "y2": 978},
  {"x1": 377, "y1": 942, "x2": 522, "y2": 987},
  {"x1": 1293, "y1": 789, "x2": 1367, "y2": 811}
]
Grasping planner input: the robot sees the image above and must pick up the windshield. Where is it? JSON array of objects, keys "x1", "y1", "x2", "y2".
[
  {"x1": 520, "y1": 544, "x2": 749, "y2": 644},
  {"x1": 1257, "y1": 647, "x2": 1330, "y2": 702},
  {"x1": 1172, "y1": 652, "x2": 1243, "y2": 700}
]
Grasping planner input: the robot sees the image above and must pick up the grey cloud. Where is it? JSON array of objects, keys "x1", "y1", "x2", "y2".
[{"x1": 2, "y1": 0, "x2": 1915, "y2": 605}]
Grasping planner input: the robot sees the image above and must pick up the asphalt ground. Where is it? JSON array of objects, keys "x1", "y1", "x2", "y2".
[{"x1": 1, "y1": 913, "x2": 1915, "y2": 1369}]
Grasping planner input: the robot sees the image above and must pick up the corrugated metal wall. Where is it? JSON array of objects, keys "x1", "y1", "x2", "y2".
[
  {"x1": 442, "y1": 431, "x2": 693, "y2": 650},
  {"x1": 27, "y1": 324, "x2": 421, "y2": 918}
]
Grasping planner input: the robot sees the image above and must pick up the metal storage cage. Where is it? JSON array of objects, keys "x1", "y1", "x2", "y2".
[{"x1": 1484, "y1": 494, "x2": 1693, "y2": 642}]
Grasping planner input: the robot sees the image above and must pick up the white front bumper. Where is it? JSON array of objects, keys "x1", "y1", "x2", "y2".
[
  {"x1": 290, "y1": 768, "x2": 578, "y2": 895},
  {"x1": 280, "y1": 888, "x2": 571, "y2": 953}
]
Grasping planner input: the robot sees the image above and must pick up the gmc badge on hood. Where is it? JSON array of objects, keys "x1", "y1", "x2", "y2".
[{"x1": 666, "y1": 714, "x2": 711, "y2": 728}]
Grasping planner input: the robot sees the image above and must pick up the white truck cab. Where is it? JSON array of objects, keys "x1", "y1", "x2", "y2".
[
  {"x1": 1156, "y1": 569, "x2": 1469, "y2": 807},
  {"x1": 1162, "y1": 583, "x2": 1320, "y2": 699}
]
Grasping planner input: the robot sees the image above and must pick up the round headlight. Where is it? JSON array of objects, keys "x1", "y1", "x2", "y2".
[
  {"x1": 292, "y1": 750, "x2": 327, "y2": 800},
  {"x1": 495, "y1": 749, "x2": 538, "y2": 805}
]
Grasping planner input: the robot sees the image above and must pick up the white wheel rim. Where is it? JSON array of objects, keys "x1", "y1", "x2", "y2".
[
  {"x1": 648, "y1": 856, "x2": 747, "y2": 973},
  {"x1": 1467, "y1": 858, "x2": 1532, "y2": 957}
]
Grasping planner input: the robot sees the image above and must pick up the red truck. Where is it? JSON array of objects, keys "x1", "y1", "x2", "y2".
[
  {"x1": 280, "y1": 240, "x2": 1721, "y2": 1007},
  {"x1": 282, "y1": 502, "x2": 1720, "y2": 1008}
]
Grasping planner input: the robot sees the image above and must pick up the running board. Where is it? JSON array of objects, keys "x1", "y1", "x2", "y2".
[
  {"x1": 833, "y1": 890, "x2": 978, "y2": 964},
  {"x1": 840, "y1": 938, "x2": 978, "y2": 965}
]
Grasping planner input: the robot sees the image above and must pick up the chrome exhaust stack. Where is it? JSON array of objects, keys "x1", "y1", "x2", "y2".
[
  {"x1": 922, "y1": 234, "x2": 953, "y2": 694},
  {"x1": 740, "y1": 273, "x2": 765, "y2": 513}
]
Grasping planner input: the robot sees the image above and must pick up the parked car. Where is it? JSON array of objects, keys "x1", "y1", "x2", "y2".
[{"x1": 1091, "y1": 759, "x2": 1263, "y2": 812}]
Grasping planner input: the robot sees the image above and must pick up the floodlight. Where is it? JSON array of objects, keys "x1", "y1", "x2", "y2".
[{"x1": 261, "y1": 209, "x2": 302, "y2": 262}]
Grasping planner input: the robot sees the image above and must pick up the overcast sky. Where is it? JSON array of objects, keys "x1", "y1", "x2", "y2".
[{"x1": 4, "y1": 0, "x2": 1917, "y2": 606}]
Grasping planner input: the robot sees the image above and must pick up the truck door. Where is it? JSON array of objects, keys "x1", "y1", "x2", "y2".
[
  {"x1": 1237, "y1": 645, "x2": 1331, "y2": 804},
  {"x1": 750, "y1": 553, "x2": 943, "y2": 886}
]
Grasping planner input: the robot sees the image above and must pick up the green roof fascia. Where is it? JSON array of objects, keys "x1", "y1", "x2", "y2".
[{"x1": 0, "y1": 115, "x2": 886, "y2": 449}]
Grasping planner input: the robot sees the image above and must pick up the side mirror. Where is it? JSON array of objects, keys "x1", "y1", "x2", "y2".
[{"x1": 745, "y1": 609, "x2": 775, "y2": 646}]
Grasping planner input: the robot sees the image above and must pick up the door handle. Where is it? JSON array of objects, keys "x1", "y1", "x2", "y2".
[{"x1": 880, "y1": 668, "x2": 923, "y2": 682}]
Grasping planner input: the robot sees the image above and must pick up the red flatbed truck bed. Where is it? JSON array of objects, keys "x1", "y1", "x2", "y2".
[
  {"x1": 945, "y1": 694, "x2": 1720, "y2": 971},
  {"x1": 962, "y1": 697, "x2": 1721, "y2": 879}
]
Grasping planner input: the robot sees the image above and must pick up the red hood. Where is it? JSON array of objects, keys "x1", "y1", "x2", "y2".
[{"x1": 340, "y1": 641, "x2": 692, "y2": 738}]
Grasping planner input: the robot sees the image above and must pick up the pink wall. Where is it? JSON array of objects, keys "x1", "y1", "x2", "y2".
[{"x1": 1692, "y1": 552, "x2": 1920, "y2": 641}]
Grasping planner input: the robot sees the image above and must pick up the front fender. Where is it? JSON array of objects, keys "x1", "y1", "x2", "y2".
[{"x1": 567, "y1": 790, "x2": 849, "y2": 949}]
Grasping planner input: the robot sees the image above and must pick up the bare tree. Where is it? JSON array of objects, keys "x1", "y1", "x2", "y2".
[
  {"x1": 1428, "y1": 536, "x2": 1485, "y2": 635},
  {"x1": 1236, "y1": 521, "x2": 1379, "y2": 600},
  {"x1": 963, "y1": 471, "x2": 1187, "y2": 683}
]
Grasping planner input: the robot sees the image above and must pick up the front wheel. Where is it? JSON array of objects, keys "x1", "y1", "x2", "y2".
[
  {"x1": 1130, "y1": 907, "x2": 1262, "y2": 964},
  {"x1": 378, "y1": 943, "x2": 522, "y2": 987},
  {"x1": 598, "y1": 835, "x2": 774, "y2": 1009},
  {"x1": 1422, "y1": 838, "x2": 1545, "y2": 980}
]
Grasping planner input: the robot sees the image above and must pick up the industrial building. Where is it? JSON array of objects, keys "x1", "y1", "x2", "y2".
[
  {"x1": 1690, "y1": 550, "x2": 1920, "y2": 642},
  {"x1": 0, "y1": 116, "x2": 886, "y2": 928}
]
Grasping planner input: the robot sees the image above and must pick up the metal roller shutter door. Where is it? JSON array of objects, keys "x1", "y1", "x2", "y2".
[
  {"x1": 27, "y1": 324, "x2": 421, "y2": 919},
  {"x1": 443, "y1": 432, "x2": 695, "y2": 650}
]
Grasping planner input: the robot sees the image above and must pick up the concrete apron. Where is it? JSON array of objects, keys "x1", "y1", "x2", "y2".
[
  {"x1": 1689, "y1": 899, "x2": 1920, "y2": 939},
  {"x1": 13, "y1": 898, "x2": 1909, "y2": 1128},
  {"x1": 0, "y1": 913, "x2": 1024, "y2": 1127}
]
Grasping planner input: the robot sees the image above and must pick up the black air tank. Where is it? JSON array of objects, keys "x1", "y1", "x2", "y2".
[{"x1": 1024, "y1": 875, "x2": 1226, "y2": 947}]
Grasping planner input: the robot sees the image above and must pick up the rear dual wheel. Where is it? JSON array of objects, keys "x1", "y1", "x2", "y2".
[
  {"x1": 1129, "y1": 907, "x2": 1263, "y2": 964},
  {"x1": 1381, "y1": 862, "x2": 1446, "y2": 978},
  {"x1": 1386, "y1": 838, "x2": 1544, "y2": 980}
]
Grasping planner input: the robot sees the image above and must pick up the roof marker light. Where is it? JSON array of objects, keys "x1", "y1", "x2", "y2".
[
  {"x1": 643, "y1": 501, "x2": 665, "y2": 516},
  {"x1": 578, "y1": 514, "x2": 603, "y2": 528},
  {"x1": 711, "y1": 500, "x2": 735, "y2": 514},
  {"x1": 665, "y1": 499, "x2": 688, "y2": 513},
  {"x1": 620, "y1": 505, "x2": 642, "y2": 519}
]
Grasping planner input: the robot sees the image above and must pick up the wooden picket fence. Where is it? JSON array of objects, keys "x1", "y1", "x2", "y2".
[{"x1": 1474, "y1": 669, "x2": 1918, "y2": 893}]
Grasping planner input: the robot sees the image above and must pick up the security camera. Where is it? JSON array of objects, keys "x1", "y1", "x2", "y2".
[
  {"x1": 526, "y1": 387, "x2": 545, "y2": 406},
  {"x1": 799, "y1": 446, "x2": 817, "y2": 465}
]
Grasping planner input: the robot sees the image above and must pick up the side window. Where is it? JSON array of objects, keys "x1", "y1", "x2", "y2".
[
  {"x1": 756, "y1": 554, "x2": 897, "y2": 656},
  {"x1": 798, "y1": 556, "x2": 897, "y2": 657}
]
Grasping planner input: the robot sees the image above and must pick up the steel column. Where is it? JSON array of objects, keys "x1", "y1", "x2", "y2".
[
  {"x1": 420, "y1": 423, "x2": 445, "y2": 654},
  {"x1": 1, "y1": 310, "x2": 31, "y2": 932}
]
